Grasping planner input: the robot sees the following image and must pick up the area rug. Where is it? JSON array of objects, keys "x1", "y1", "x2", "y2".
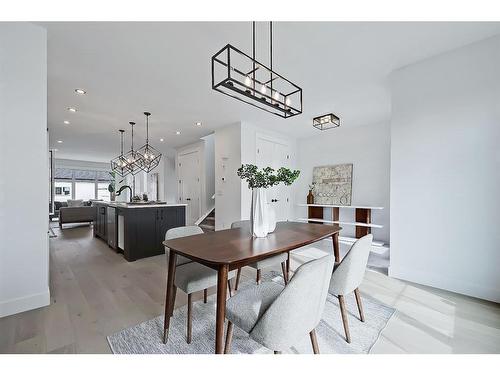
[{"x1": 107, "y1": 273, "x2": 395, "y2": 354}]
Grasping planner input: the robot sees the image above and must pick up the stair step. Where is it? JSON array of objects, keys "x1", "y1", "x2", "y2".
[
  {"x1": 204, "y1": 217, "x2": 215, "y2": 222},
  {"x1": 199, "y1": 223, "x2": 215, "y2": 232}
]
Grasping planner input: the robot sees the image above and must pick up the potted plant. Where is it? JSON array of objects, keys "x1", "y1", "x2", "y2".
[
  {"x1": 108, "y1": 172, "x2": 116, "y2": 201},
  {"x1": 237, "y1": 164, "x2": 300, "y2": 237}
]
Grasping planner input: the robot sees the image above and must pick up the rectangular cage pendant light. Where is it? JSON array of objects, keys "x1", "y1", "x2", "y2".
[
  {"x1": 211, "y1": 22, "x2": 302, "y2": 119},
  {"x1": 313, "y1": 113, "x2": 341, "y2": 130}
]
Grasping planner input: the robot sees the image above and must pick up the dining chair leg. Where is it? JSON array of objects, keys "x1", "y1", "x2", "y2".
[
  {"x1": 163, "y1": 252, "x2": 177, "y2": 344},
  {"x1": 309, "y1": 329, "x2": 320, "y2": 354},
  {"x1": 227, "y1": 279, "x2": 233, "y2": 298},
  {"x1": 187, "y1": 293, "x2": 193, "y2": 344},
  {"x1": 224, "y1": 321, "x2": 234, "y2": 354},
  {"x1": 256, "y1": 269, "x2": 262, "y2": 285},
  {"x1": 281, "y1": 262, "x2": 288, "y2": 285},
  {"x1": 286, "y1": 251, "x2": 290, "y2": 279},
  {"x1": 274, "y1": 350, "x2": 281, "y2": 354},
  {"x1": 354, "y1": 288, "x2": 365, "y2": 322},
  {"x1": 338, "y1": 295, "x2": 351, "y2": 343},
  {"x1": 170, "y1": 286, "x2": 177, "y2": 317},
  {"x1": 203, "y1": 288, "x2": 208, "y2": 303},
  {"x1": 235, "y1": 268, "x2": 242, "y2": 291}
]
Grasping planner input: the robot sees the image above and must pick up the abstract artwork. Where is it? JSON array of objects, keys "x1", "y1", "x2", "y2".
[{"x1": 312, "y1": 164, "x2": 353, "y2": 205}]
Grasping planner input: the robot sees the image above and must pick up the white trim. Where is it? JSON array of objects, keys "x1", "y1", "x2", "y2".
[{"x1": 0, "y1": 288, "x2": 50, "y2": 318}]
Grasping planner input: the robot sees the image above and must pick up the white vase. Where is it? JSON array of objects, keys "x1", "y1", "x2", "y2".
[
  {"x1": 267, "y1": 204, "x2": 276, "y2": 233},
  {"x1": 251, "y1": 188, "x2": 269, "y2": 237}
]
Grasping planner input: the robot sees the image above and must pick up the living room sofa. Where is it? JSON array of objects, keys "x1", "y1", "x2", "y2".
[{"x1": 58, "y1": 200, "x2": 97, "y2": 228}]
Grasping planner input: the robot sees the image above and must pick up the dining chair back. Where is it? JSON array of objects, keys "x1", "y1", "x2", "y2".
[
  {"x1": 329, "y1": 234, "x2": 372, "y2": 296},
  {"x1": 249, "y1": 254, "x2": 334, "y2": 352},
  {"x1": 164, "y1": 226, "x2": 203, "y2": 266}
]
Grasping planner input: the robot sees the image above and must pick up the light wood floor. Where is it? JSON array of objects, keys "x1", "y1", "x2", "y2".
[{"x1": 0, "y1": 224, "x2": 499, "y2": 354}]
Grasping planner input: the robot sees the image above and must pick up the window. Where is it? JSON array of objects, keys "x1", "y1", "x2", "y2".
[
  {"x1": 53, "y1": 168, "x2": 113, "y2": 202},
  {"x1": 55, "y1": 181, "x2": 72, "y2": 202},
  {"x1": 97, "y1": 182, "x2": 111, "y2": 201},
  {"x1": 75, "y1": 181, "x2": 96, "y2": 200}
]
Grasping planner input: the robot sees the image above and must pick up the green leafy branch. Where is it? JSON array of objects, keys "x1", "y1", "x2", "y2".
[{"x1": 237, "y1": 164, "x2": 300, "y2": 189}]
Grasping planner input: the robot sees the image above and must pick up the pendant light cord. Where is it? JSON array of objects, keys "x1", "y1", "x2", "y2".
[
  {"x1": 252, "y1": 21, "x2": 256, "y2": 91},
  {"x1": 270, "y1": 21, "x2": 273, "y2": 93}
]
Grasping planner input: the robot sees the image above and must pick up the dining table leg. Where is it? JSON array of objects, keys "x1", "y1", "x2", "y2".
[
  {"x1": 215, "y1": 264, "x2": 229, "y2": 354},
  {"x1": 332, "y1": 232, "x2": 340, "y2": 263},
  {"x1": 163, "y1": 251, "x2": 177, "y2": 344}
]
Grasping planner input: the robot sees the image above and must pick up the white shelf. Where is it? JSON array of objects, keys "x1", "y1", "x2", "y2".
[
  {"x1": 297, "y1": 218, "x2": 383, "y2": 229},
  {"x1": 298, "y1": 203, "x2": 384, "y2": 210}
]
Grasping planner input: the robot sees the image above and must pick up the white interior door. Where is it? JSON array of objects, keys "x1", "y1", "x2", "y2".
[
  {"x1": 256, "y1": 136, "x2": 291, "y2": 222},
  {"x1": 178, "y1": 151, "x2": 201, "y2": 225}
]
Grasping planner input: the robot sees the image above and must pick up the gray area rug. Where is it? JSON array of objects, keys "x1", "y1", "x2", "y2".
[{"x1": 107, "y1": 273, "x2": 395, "y2": 354}]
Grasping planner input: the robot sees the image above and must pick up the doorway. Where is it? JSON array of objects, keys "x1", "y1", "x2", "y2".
[
  {"x1": 178, "y1": 150, "x2": 201, "y2": 225},
  {"x1": 255, "y1": 135, "x2": 292, "y2": 222}
]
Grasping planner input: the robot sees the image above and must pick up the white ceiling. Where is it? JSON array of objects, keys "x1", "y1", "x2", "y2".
[{"x1": 40, "y1": 22, "x2": 500, "y2": 162}]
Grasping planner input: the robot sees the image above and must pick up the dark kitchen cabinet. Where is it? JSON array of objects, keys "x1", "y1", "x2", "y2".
[
  {"x1": 122, "y1": 206, "x2": 186, "y2": 261},
  {"x1": 94, "y1": 204, "x2": 107, "y2": 240}
]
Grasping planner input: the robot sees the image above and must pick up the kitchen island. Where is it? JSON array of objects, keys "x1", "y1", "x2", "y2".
[{"x1": 93, "y1": 201, "x2": 186, "y2": 261}]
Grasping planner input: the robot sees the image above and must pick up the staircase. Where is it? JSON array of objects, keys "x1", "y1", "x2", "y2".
[{"x1": 199, "y1": 208, "x2": 215, "y2": 232}]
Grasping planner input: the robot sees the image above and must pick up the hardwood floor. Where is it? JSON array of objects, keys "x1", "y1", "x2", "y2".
[{"x1": 0, "y1": 223, "x2": 499, "y2": 354}]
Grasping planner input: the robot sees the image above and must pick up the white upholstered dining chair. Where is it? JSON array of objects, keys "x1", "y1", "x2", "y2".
[
  {"x1": 164, "y1": 226, "x2": 237, "y2": 344},
  {"x1": 231, "y1": 220, "x2": 289, "y2": 287},
  {"x1": 223, "y1": 254, "x2": 334, "y2": 354},
  {"x1": 328, "y1": 234, "x2": 372, "y2": 343}
]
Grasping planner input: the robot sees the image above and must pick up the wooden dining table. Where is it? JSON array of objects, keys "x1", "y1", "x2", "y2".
[{"x1": 162, "y1": 221, "x2": 342, "y2": 354}]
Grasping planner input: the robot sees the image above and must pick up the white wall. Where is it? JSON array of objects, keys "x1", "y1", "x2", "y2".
[
  {"x1": 0, "y1": 23, "x2": 50, "y2": 317},
  {"x1": 294, "y1": 122, "x2": 391, "y2": 243},
  {"x1": 214, "y1": 123, "x2": 242, "y2": 230},
  {"x1": 390, "y1": 35, "x2": 500, "y2": 302},
  {"x1": 163, "y1": 156, "x2": 177, "y2": 203}
]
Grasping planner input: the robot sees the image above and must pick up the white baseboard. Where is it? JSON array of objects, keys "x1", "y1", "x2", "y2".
[
  {"x1": 0, "y1": 288, "x2": 50, "y2": 318},
  {"x1": 389, "y1": 265, "x2": 500, "y2": 303}
]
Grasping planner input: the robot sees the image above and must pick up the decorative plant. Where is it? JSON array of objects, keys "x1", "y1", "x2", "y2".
[
  {"x1": 108, "y1": 171, "x2": 116, "y2": 193},
  {"x1": 237, "y1": 164, "x2": 300, "y2": 189},
  {"x1": 308, "y1": 182, "x2": 316, "y2": 191}
]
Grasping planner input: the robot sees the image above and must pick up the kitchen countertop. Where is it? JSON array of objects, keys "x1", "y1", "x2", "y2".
[{"x1": 93, "y1": 201, "x2": 187, "y2": 209}]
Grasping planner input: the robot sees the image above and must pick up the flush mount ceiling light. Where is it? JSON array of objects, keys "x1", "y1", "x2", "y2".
[
  {"x1": 63, "y1": 120, "x2": 70, "y2": 125},
  {"x1": 160, "y1": 138, "x2": 164, "y2": 142},
  {"x1": 74, "y1": 88, "x2": 86, "y2": 95},
  {"x1": 176, "y1": 131, "x2": 181, "y2": 135},
  {"x1": 57, "y1": 140, "x2": 63, "y2": 143},
  {"x1": 195, "y1": 121, "x2": 202, "y2": 126},
  {"x1": 136, "y1": 112, "x2": 162, "y2": 173},
  {"x1": 111, "y1": 129, "x2": 130, "y2": 177},
  {"x1": 67, "y1": 107, "x2": 77, "y2": 112},
  {"x1": 313, "y1": 113, "x2": 341, "y2": 131},
  {"x1": 211, "y1": 22, "x2": 302, "y2": 119},
  {"x1": 122, "y1": 122, "x2": 142, "y2": 175}
]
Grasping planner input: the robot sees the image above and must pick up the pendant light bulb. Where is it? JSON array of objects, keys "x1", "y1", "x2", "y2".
[
  {"x1": 273, "y1": 91, "x2": 280, "y2": 100},
  {"x1": 260, "y1": 85, "x2": 267, "y2": 94},
  {"x1": 285, "y1": 97, "x2": 291, "y2": 106},
  {"x1": 245, "y1": 76, "x2": 252, "y2": 87}
]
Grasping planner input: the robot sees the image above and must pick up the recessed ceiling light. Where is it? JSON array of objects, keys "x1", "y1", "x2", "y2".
[
  {"x1": 67, "y1": 107, "x2": 77, "y2": 113},
  {"x1": 57, "y1": 140, "x2": 63, "y2": 143},
  {"x1": 160, "y1": 138, "x2": 164, "y2": 142},
  {"x1": 63, "y1": 120, "x2": 70, "y2": 125},
  {"x1": 195, "y1": 121, "x2": 202, "y2": 126},
  {"x1": 74, "y1": 88, "x2": 86, "y2": 95},
  {"x1": 176, "y1": 131, "x2": 181, "y2": 135}
]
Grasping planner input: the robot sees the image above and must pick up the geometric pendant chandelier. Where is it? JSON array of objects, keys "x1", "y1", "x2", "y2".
[
  {"x1": 122, "y1": 121, "x2": 142, "y2": 175},
  {"x1": 110, "y1": 129, "x2": 130, "y2": 177},
  {"x1": 136, "y1": 112, "x2": 162, "y2": 173},
  {"x1": 211, "y1": 22, "x2": 303, "y2": 119}
]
